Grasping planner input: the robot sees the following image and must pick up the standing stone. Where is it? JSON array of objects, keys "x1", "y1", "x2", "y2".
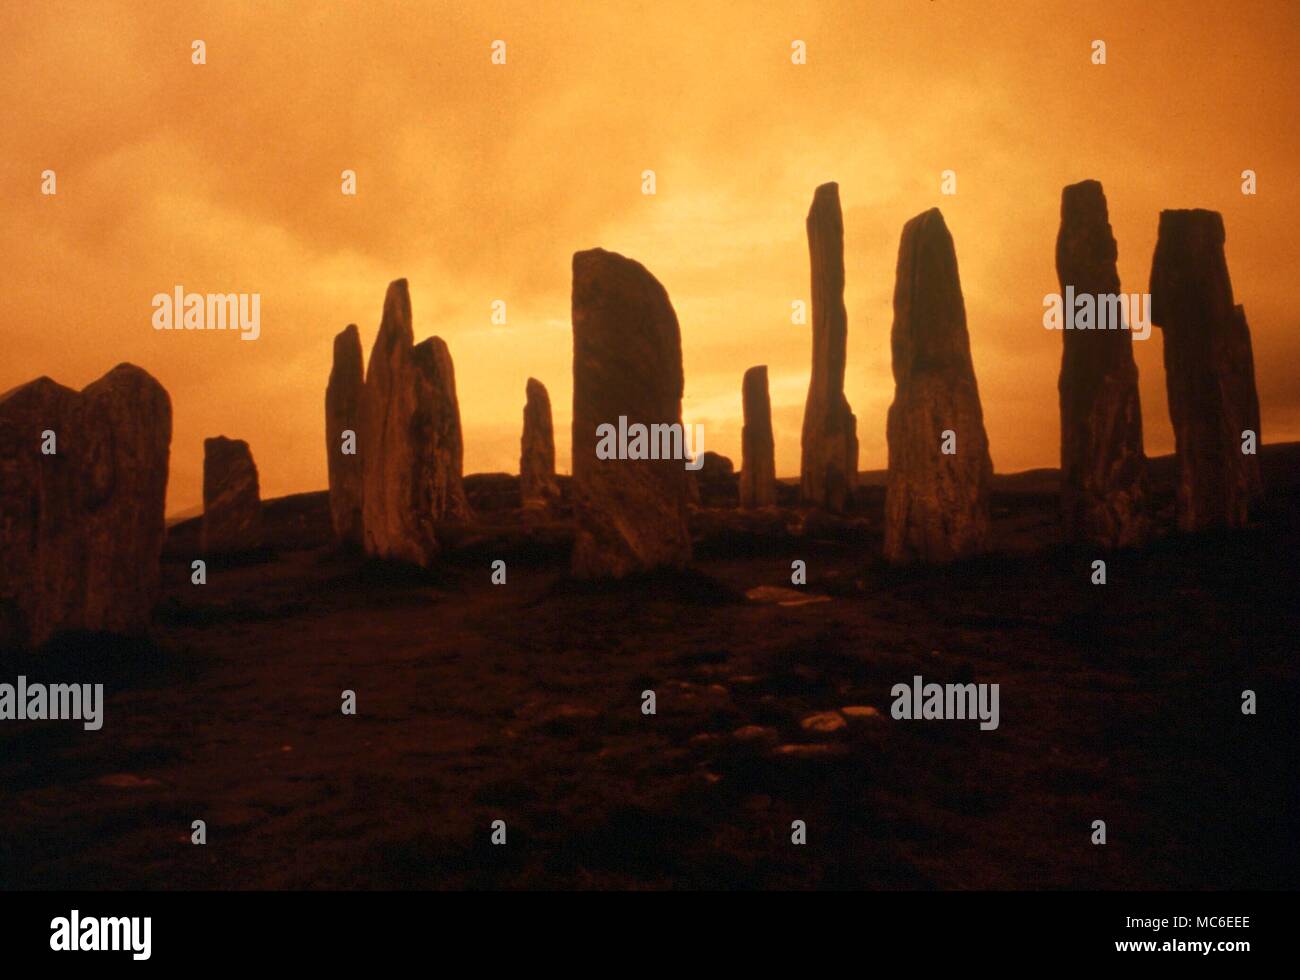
[
  {"x1": 0, "y1": 364, "x2": 171, "y2": 647},
  {"x1": 1056, "y1": 180, "x2": 1150, "y2": 548},
  {"x1": 1228, "y1": 305, "x2": 1264, "y2": 511},
  {"x1": 884, "y1": 208, "x2": 992, "y2": 563},
  {"x1": 1150, "y1": 210, "x2": 1263, "y2": 530},
  {"x1": 326, "y1": 324, "x2": 365, "y2": 549},
  {"x1": 691, "y1": 451, "x2": 738, "y2": 508},
  {"x1": 570, "y1": 248, "x2": 692, "y2": 577},
  {"x1": 740, "y1": 365, "x2": 777, "y2": 508},
  {"x1": 359, "y1": 280, "x2": 470, "y2": 567},
  {"x1": 201, "y1": 437, "x2": 262, "y2": 554},
  {"x1": 800, "y1": 182, "x2": 858, "y2": 512},
  {"x1": 416, "y1": 335, "x2": 473, "y2": 523},
  {"x1": 520, "y1": 377, "x2": 559, "y2": 509},
  {"x1": 361, "y1": 278, "x2": 431, "y2": 561}
]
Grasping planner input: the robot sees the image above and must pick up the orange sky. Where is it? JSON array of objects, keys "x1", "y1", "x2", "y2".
[{"x1": 3, "y1": 0, "x2": 1297, "y2": 514}]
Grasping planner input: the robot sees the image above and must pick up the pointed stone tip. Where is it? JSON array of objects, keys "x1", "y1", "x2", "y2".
[
  {"x1": 377, "y1": 280, "x2": 413, "y2": 343},
  {"x1": 526, "y1": 376, "x2": 546, "y2": 393},
  {"x1": 904, "y1": 207, "x2": 949, "y2": 240},
  {"x1": 383, "y1": 279, "x2": 411, "y2": 313}
]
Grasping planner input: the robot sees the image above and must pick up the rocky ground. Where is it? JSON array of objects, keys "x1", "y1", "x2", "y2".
[{"x1": 1, "y1": 447, "x2": 1296, "y2": 890}]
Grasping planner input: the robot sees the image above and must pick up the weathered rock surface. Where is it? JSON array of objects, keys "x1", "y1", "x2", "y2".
[
  {"x1": 1150, "y1": 209, "x2": 1263, "y2": 530},
  {"x1": 1056, "y1": 180, "x2": 1150, "y2": 548},
  {"x1": 520, "y1": 377, "x2": 559, "y2": 509},
  {"x1": 800, "y1": 182, "x2": 858, "y2": 512},
  {"x1": 359, "y1": 280, "x2": 471, "y2": 567},
  {"x1": 325, "y1": 323, "x2": 365, "y2": 549},
  {"x1": 570, "y1": 248, "x2": 692, "y2": 577},
  {"x1": 415, "y1": 335, "x2": 472, "y2": 523},
  {"x1": 884, "y1": 208, "x2": 992, "y2": 563},
  {"x1": 740, "y1": 365, "x2": 777, "y2": 508},
  {"x1": 0, "y1": 364, "x2": 171, "y2": 647},
  {"x1": 201, "y1": 436, "x2": 262, "y2": 554}
]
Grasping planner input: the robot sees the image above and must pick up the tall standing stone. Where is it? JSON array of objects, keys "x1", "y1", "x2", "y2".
[
  {"x1": 359, "y1": 279, "x2": 470, "y2": 567},
  {"x1": 800, "y1": 182, "x2": 858, "y2": 513},
  {"x1": 570, "y1": 248, "x2": 692, "y2": 577},
  {"x1": 326, "y1": 324, "x2": 365, "y2": 549},
  {"x1": 1056, "y1": 180, "x2": 1150, "y2": 548},
  {"x1": 1150, "y1": 210, "x2": 1263, "y2": 530},
  {"x1": 740, "y1": 365, "x2": 777, "y2": 508},
  {"x1": 201, "y1": 436, "x2": 262, "y2": 554},
  {"x1": 520, "y1": 377, "x2": 559, "y2": 509},
  {"x1": 884, "y1": 208, "x2": 992, "y2": 563},
  {"x1": 0, "y1": 364, "x2": 171, "y2": 647}
]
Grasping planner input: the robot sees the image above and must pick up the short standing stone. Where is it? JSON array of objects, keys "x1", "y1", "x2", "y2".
[
  {"x1": 201, "y1": 436, "x2": 262, "y2": 554},
  {"x1": 884, "y1": 208, "x2": 992, "y2": 563},
  {"x1": 520, "y1": 377, "x2": 559, "y2": 509},
  {"x1": 1150, "y1": 209, "x2": 1263, "y2": 530},
  {"x1": 740, "y1": 365, "x2": 777, "y2": 508},
  {"x1": 570, "y1": 248, "x2": 692, "y2": 577},
  {"x1": 326, "y1": 324, "x2": 365, "y2": 548}
]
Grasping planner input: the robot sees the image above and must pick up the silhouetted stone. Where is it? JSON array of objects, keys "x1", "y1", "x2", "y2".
[
  {"x1": 415, "y1": 335, "x2": 472, "y2": 523},
  {"x1": 0, "y1": 364, "x2": 171, "y2": 647},
  {"x1": 520, "y1": 377, "x2": 559, "y2": 509},
  {"x1": 326, "y1": 324, "x2": 364, "y2": 549},
  {"x1": 359, "y1": 280, "x2": 471, "y2": 566},
  {"x1": 1229, "y1": 305, "x2": 1264, "y2": 511},
  {"x1": 202, "y1": 436, "x2": 262, "y2": 554},
  {"x1": 800, "y1": 182, "x2": 858, "y2": 512},
  {"x1": 741, "y1": 365, "x2": 777, "y2": 508},
  {"x1": 1056, "y1": 180, "x2": 1150, "y2": 548},
  {"x1": 570, "y1": 248, "x2": 692, "y2": 577},
  {"x1": 692, "y1": 451, "x2": 738, "y2": 508},
  {"x1": 361, "y1": 280, "x2": 437, "y2": 565},
  {"x1": 1150, "y1": 210, "x2": 1263, "y2": 530},
  {"x1": 884, "y1": 208, "x2": 992, "y2": 563}
]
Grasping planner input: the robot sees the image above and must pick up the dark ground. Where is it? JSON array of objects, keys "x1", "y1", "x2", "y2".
[{"x1": 1, "y1": 447, "x2": 1297, "y2": 890}]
